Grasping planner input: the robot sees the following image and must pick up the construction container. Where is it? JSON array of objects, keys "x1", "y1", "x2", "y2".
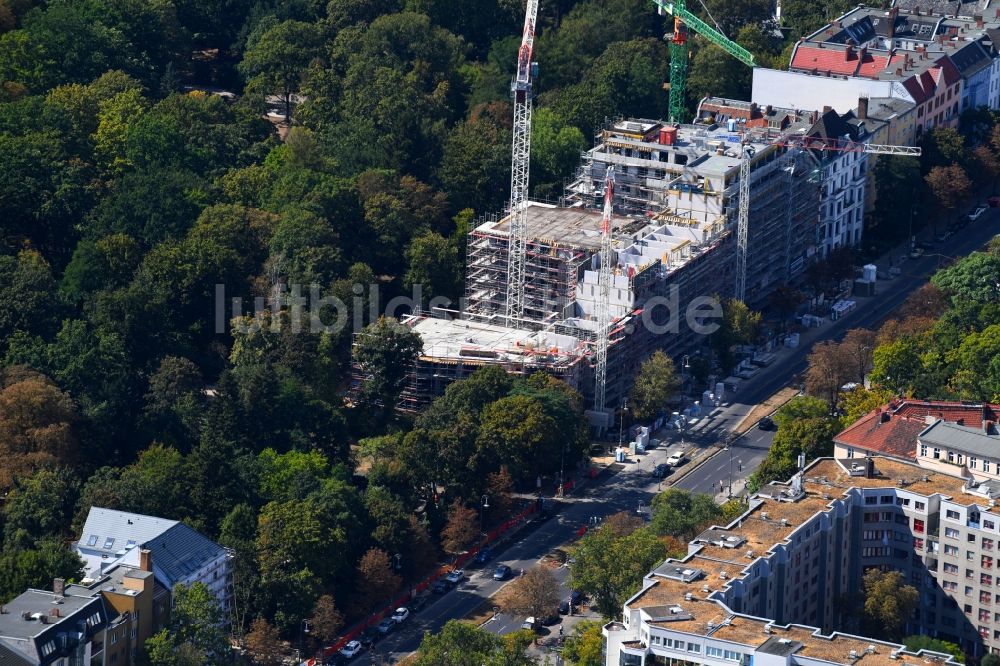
[{"x1": 659, "y1": 126, "x2": 678, "y2": 146}]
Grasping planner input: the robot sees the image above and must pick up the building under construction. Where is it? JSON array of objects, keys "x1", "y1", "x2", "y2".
[
  {"x1": 356, "y1": 118, "x2": 823, "y2": 419},
  {"x1": 394, "y1": 201, "x2": 731, "y2": 415},
  {"x1": 566, "y1": 118, "x2": 823, "y2": 304}
]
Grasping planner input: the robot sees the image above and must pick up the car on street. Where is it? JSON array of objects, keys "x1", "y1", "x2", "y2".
[
  {"x1": 652, "y1": 463, "x2": 670, "y2": 478},
  {"x1": 909, "y1": 247, "x2": 924, "y2": 259},
  {"x1": 758, "y1": 416, "x2": 774, "y2": 431},
  {"x1": 358, "y1": 628, "x2": 379, "y2": 648},
  {"x1": 431, "y1": 580, "x2": 450, "y2": 594},
  {"x1": 558, "y1": 599, "x2": 570, "y2": 614},
  {"x1": 376, "y1": 618, "x2": 395, "y2": 635},
  {"x1": 391, "y1": 607, "x2": 410, "y2": 623},
  {"x1": 339, "y1": 640, "x2": 363, "y2": 659},
  {"x1": 648, "y1": 438, "x2": 661, "y2": 449},
  {"x1": 666, "y1": 450, "x2": 687, "y2": 467},
  {"x1": 444, "y1": 569, "x2": 465, "y2": 584},
  {"x1": 521, "y1": 617, "x2": 539, "y2": 632},
  {"x1": 493, "y1": 564, "x2": 512, "y2": 580},
  {"x1": 969, "y1": 205, "x2": 988, "y2": 221},
  {"x1": 570, "y1": 590, "x2": 584, "y2": 604}
]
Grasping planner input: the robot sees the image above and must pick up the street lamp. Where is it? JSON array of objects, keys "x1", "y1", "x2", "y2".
[
  {"x1": 393, "y1": 553, "x2": 402, "y2": 571},
  {"x1": 298, "y1": 619, "x2": 311, "y2": 661},
  {"x1": 618, "y1": 399, "x2": 629, "y2": 452},
  {"x1": 480, "y1": 494, "x2": 490, "y2": 539}
]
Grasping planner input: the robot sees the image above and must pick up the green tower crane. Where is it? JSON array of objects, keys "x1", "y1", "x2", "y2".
[{"x1": 651, "y1": 0, "x2": 757, "y2": 123}]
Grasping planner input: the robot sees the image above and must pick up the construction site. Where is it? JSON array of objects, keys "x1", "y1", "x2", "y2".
[{"x1": 352, "y1": 0, "x2": 920, "y2": 428}]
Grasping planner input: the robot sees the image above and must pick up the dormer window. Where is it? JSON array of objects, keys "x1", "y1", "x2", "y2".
[
  {"x1": 103, "y1": 537, "x2": 115, "y2": 550},
  {"x1": 86, "y1": 535, "x2": 98, "y2": 547}
]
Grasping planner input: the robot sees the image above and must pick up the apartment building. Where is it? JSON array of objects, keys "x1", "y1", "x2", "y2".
[
  {"x1": 0, "y1": 581, "x2": 110, "y2": 665},
  {"x1": 833, "y1": 399, "x2": 1000, "y2": 471},
  {"x1": 605, "y1": 454, "x2": 1000, "y2": 664},
  {"x1": 75, "y1": 508, "x2": 232, "y2": 614}
]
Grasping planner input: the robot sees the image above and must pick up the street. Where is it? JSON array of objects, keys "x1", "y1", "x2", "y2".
[{"x1": 339, "y1": 210, "x2": 1000, "y2": 665}]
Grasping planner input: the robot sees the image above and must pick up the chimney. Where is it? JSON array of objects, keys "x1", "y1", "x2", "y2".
[
  {"x1": 986, "y1": 420, "x2": 997, "y2": 435},
  {"x1": 996, "y1": 8, "x2": 1000, "y2": 19},
  {"x1": 866, "y1": 457, "x2": 876, "y2": 478},
  {"x1": 846, "y1": 41, "x2": 855, "y2": 59},
  {"x1": 858, "y1": 97, "x2": 869, "y2": 120},
  {"x1": 53, "y1": 578, "x2": 64, "y2": 597},
  {"x1": 888, "y1": 6, "x2": 899, "y2": 38},
  {"x1": 823, "y1": 105, "x2": 833, "y2": 114},
  {"x1": 859, "y1": 45, "x2": 868, "y2": 60},
  {"x1": 976, "y1": 14, "x2": 984, "y2": 28},
  {"x1": 49, "y1": 608, "x2": 59, "y2": 618},
  {"x1": 765, "y1": 104, "x2": 773, "y2": 115},
  {"x1": 139, "y1": 549, "x2": 152, "y2": 573},
  {"x1": 896, "y1": 67, "x2": 903, "y2": 76}
]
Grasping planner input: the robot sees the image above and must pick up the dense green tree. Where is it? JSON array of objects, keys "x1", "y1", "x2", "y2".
[
  {"x1": 354, "y1": 317, "x2": 423, "y2": 419},
  {"x1": 3, "y1": 468, "x2": 78, "y2": 550},
  {"x1": 562, "y1": 620, "x2": 605, "y2": 666},
  {"x1": 932, "y1": 251, "x2": 1000, "y2": 304},
  {"x1": 650, "y1": 488, "x2": 722, "y2": 539},
  {"x1": 862, "y1": 569, "x2": 918, "y2": 641},
  {"x1": 569, "y1": 523, "x2": 666, "y2": 618},
  {"x1": 437, "y1": 102, "x2": 511, "y2": 215},
  {"x1": 0, "y1": 539, "x2": 84, "y2": 603},
  {"x1": 0, "y1": 251, "x2": 63, "y2": 351},
  {"x1": 749, "y1": 398, "x2": 840, "y2": 491},
  {"x1": 902, "y1": 636, "x2": 964, "y2": 663},
  {"x1": 145, "y1": 582, "x2": 230, "y2": 665},
  {"x1": 404, "y1": 231, "x2": 462, "y2": 305},
  {"x1": 240, "y1": 20, "x2": 324, "y2": 122},
  {"x1": 531, "y1": 107, "x2": 586, "y2": 199},
  {"x1": 629, "y1": 350, "x2": 680, "y2": 422},
  {"x1": 413, "y1": 620, "x2": 535, "y2": 666}
]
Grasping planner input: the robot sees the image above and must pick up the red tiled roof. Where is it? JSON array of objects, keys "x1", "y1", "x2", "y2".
[
  {"x1": 835, "y1": 400, "x2": 1000, "y2": 458},
  {"x1": 791, "y1": 45, "x2": 891, "y2": 79}
]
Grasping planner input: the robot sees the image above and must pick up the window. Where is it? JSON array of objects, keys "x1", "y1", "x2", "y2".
[
  {"x1": 103, "y1": 537, "x2": 115, "y2": 549},
  {"x1": 40, "y1": 643, "x2": 55, "y2": 657},
  {"x1": 983, "y1": 591, "x2": 993, "y2": 604},
  {"x1": 969, "y1": 550, "x2": 976, "y2": 560},
  {"x1": 707, "y1": 647, "x2": 724, "y2": 658},
  {"x1": 847, "y1": 447, "x2": 855, "y2": 458},
  {"x1": 947, "y1": 510, "x2": 961, "y2": 520},
  {"x1": 985, "y1": 574, "x2": 995, "y2": 586},
  {"x1": 944, "y1": 563, "x2": 959, "y2": 574},
  {"x1": 970, "y1": 534, "x2": 977, "y2": 543},
  {"x1": 914, "y1": 538, "x2": 925, "y2": 550},
  {"x1": 945, "y1": 544, "x2": 959, "y2": 555},
  {"x1": 916, "y1": 501, "x2": 926, "y2": 511},
  {"x1": 914, "y1": 519, "x2": 925, "y2": 533},
  {"x1": 724, "y1": 650, "x2": 742, "y2": 662},
  {"x1": 934, "y1": 448, "x2": 941, "y2": 459},
  {"x1": 987, "y1": 520, "x2": 996, "y2": 530},
  {"x1": 968, "y1": 569, "x2": 975, "y2": 579},
  {"x1": 944, "y1": 580, "x2": 958, "y2": 591},
  {"x1": 985, "y1": 538, "x2": 995, "y2": 551},
  {"x1": 864, "y1": 512, "x2": 879, "y2": 523},
  {"x1": 985, "y1": 556, "x2": 994, "y2": 569},
  {"x1": 982, "y1": 610, "x2": 991, "y2": 622},
  {"x1": 946, "y1": 528, "x2": 960, "y2": 539},
  {"x1": 86, "y1": 612, "x2": 101, "y2": 628},
  {"x1": 688, "y1": 643, "x2": 701, "y2": 654},
  {"x1": 948, "y1": 451, "x2": 956, "y2": 463},
  {"x1": 972, "y1": 457, "x2": 979, "y2": 469},
  {"x1": 866, "y1": 496, "x2": 878, "y2": 505},
  {"x1": 881, "y1": 495, "x2": 894, "y2": 504},
  {"x1": 967, "y1": 586, "x2": 975, "y2": 596},
  {"x1": 125, "y1": 539, "x2": 136, "y2": 548},
  {"x1": 86, "y1": 535, "x2": 98, "y2": 547}
]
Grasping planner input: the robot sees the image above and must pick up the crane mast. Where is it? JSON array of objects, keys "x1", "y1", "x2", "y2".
[
  {"x1": 593, "y1": 167, "x2": 615, "y2": 416},
  {"x1": 505, "y1": 0, "x2": 540, "y2": 328}
]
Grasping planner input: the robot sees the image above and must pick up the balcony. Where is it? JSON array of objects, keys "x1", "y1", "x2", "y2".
[{"x1": 969, "y1": 521, "x2": 982, "y2": 530}]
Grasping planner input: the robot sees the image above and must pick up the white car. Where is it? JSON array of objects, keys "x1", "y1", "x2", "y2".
[
  {"x1": 339, "y1": 640, "x2": 363, "y2": 658},
  {"x1": 666, "y1": 451, "x2": 687, "y2": 467},
  {"x1": 444, "y1": 569, "x2": 465, "y2": 584},
  {"x1": 391, "y1": 607, "x2": 410, "y2": 623}
]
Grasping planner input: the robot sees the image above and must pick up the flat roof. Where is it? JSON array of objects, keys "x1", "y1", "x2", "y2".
[
  {"x1": 406, "y1": 316, "x2": 586, "y2": 366},
  {"x1": 479, "y1": 202, "x2": 636, "y2": 251},
  {"x1": 0, "y1": 589, "x2": 99, "y2": 641}
]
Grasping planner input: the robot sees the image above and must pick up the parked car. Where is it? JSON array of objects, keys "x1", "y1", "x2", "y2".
[
  {"x1": 666, "y1": 450, "x2": 687, "y2": 467},
  {"x1": 339, "y1": 640, "x2": 363, "y2": 659},
  {"x1": 647, "y1": 438, "x2": 661, "y2": 449},
  {"x1": 376, "y1": 618, "x2": 395, "y2": 635},
  {"x1": 444, "y1": 569, "x2": 465, "y2": 584},
  {"x1": 431, "y1": 580, "x2": 450, "y2": 594},
  {"x1": 969, "y1": 205, "x2": 988, "y2": 221},
  {"x1": 474, "y1": 547, "x2": 493, "y2": 564},
  {"x1": 391, "y1": 607, "x2": 410, "y2": 623},
  {"x1": 570, "y1": 590, "x2": 584, "y2": 604},
  {"x1": 521, "y1": 617, "x2": 539, "y2": 632},
  {"x1": 652, "y1": 463, "x2": 670, "y2": 479},
  {"x1": 758, "y1": 416, "x2": 774, "y2": 431},
  {"x1": 493, "y1": 564, "x2": 512, "y2": 580},
  {"x1": 358, "y1": 628, "x2": 379, "y2": 648},
  {"x1": 908, "y1": 247, "x2": 924, "y2": 259},
  {"x1": 558, "y1": 599, "x2": 570, "y2": 615}
]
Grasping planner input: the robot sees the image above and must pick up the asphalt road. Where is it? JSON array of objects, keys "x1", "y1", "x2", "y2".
[{"x1": 337, "y1": 210, "x2": 1000, "y2": 665}]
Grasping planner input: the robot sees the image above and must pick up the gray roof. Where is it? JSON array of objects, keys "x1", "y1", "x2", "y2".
[
  {"x1": 865, "y1": 96, "x2": 917, "y2": 120},
  {"x1": 144, "y1": 524, "x2": 227, "y2": 588},
  {"x1": 949, "y1": 40, "x2": 993, "y2": 78},
  {"x1": 0, "y1": 645, "x2": 31, "y2": 666},
  {"x1": 919, "y1": 420, "x2": 1000, "y2": 458},
  {"x1": 77, "y1": 508, "x2": 226, "y2": 590},
  {"x1": 0, "y1": 589, "x2": 106, "y2": 665}
]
